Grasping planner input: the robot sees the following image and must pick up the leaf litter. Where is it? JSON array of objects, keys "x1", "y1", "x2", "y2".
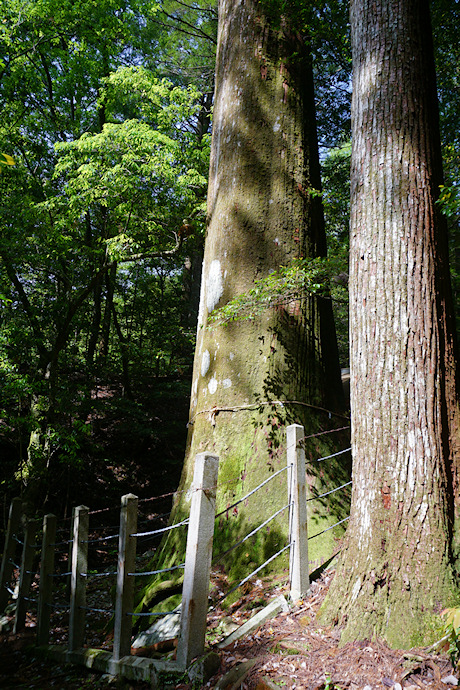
[
  {"x1": 206, "y1": 569, "x2": 457, "y2": 690},
  {"x1": 0, "y1": 565, "x2": 457, "y2": 688}
]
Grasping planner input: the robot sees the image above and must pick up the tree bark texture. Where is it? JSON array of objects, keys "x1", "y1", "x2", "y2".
[
  {"x1": 166, "y1": 0, "x2": 349, "y2": 584},
  {"x1": 321, "y1": 0, "x2": 459, "y2": 647}
]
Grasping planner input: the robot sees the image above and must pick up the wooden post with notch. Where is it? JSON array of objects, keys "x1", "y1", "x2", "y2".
[
  {"x1": 68, "y1": 505, "x2": 89, "y2": 651},
  {"x1": 14, "y1": 518, "x2": 39, "y2": 633},
  {"x1": 176, "y1": 453, "x2": 219, "y2": 669},
  {"x1": 36, "y1": 513, "x2": 57, "y2": 646},
  {"x1": 0, "y1": 497, "x2": 23, "y2": 612},
  {"x1": 287, "y1": 424, "x2": 310, "y2": 602},
  {"x1": 113, "y1": 493, "x2": 138, "y2": 662}
]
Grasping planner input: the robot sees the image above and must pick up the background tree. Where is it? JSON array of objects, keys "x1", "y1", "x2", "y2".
[{"x1": 321, "y1": 0, "x2": 459, "y2": 646}]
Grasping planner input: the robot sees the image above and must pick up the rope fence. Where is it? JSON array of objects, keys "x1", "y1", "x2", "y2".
[
  {"x1": 314, "y1": 446, "x2": 351, "y2": 462},
  {"x1": 130, "y1": 563, "x2": 185, "y2": 578},
  {"x1": 80, "y1": 571, "x2": 117, "y2": 578},
  {"x1": 48, "y1": 571, "x2": 72, "y2": 578},
  {"x1": 212, "y1": 542, "x2": 293, "y2": 608},
  {"x1": 51, "y1": 539, "x2": 73, "y2": 547},
  {"x1": 46, "y1": 602, "x2": 70, "y2": 611},
  {"x1": 307, "y1": 480, "x2": 352, "y2": 502},
  {"x1": 131, "y1": 518, "x2": 189, "y2": 539},
  {"x1": 0, "y1": 423, "x2": 352, "y2": 678},
  {"x1": 308, "y1": 516, "x2": 350, "y2": 541},
  {"x1": 303, "y1": 437, "x2": 353, "y2": 554},
  {"x1": 215, "y1": 464, "x2": 289, "y2": 520},
  {"x1": 213, "y1": 502, "x2": 292, "y2": 564},
  {"x1": 83, "y1": 534, "x2": 119, "y2": 544},
  {"x1": 299, "y1": 425, "x2": 350, "y2": 442},
  {"x1": 79, "y1": 605, "x2": 114, "y2": 614},
  {"x1": 128, "y1": 609, "x2": 181, "y2": 618}
]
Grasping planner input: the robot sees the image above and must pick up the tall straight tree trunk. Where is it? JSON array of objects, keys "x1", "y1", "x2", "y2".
[
  {"x1": 165, "y1": 0, "x2": 348, "y2": 582},
  {"x1": 321, "y1": 0, "x2": 459, "y2": 647},
  {"x1": 86, "y1": 273, "x2": 103, "y2": 368},
  {"x1": 99, "y1": 264, "x2": 116, "y2": 364}
]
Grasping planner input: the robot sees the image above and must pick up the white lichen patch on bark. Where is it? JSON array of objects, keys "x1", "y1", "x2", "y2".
[
  {"x1": 201, "y1": 350, "x2": 211, "y2": 377},
  {"x1": 355, "y1": 481, "x2": 374, "y2": 550},
  {"x1": 208, "y1": 376, "x2": 218, "y2": 395},
  {"x1": 351, "y1": 577, "x2": 362, "y2": 603},
  {"x1": 206, "y1": 260, "x2": 224, "y2": 312},
  {"x1": 191, "y1": 378, "x2": 198, "y2": 408}
]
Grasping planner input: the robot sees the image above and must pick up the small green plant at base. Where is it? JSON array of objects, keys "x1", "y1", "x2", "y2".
[
  {"x1": 441, "y1": 607, "x2": 460, "y2": 668},
  {"x1": 325, "y1": 674, "x2": 342, "y2": 690},
  {"x1": 157, "y1": 669, "x2": 203, "y2": 690},
  {"x1": 270, "y1": 642, "x2": 302, "y2": 655}
]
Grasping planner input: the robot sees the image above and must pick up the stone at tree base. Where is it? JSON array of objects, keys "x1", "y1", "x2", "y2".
[
  {"x1": 255, "y1": 678, "x2": 282, "y2": 690},
  {"x1": 0, "y1": 614, "x2": 11, "y2": 633},
  {"x1": 441, "y1": 675, "x2": 459, "y2": 685},
  {"x1": 217, "y1": 595, "x2": 289, "y2": 649},
  {"x1": 99, "y1": 673, "x2": 117, "y2": 684},
  {"x1": 219, "y1": 616, "x2": 240, "y2": 636},
  {"x1": 186, "y1": 650, "x2": 220, "y2": 685},
  {"x1": 132, "y1": 608, "x2": 181, "y2": 648},
  {"x1": 213, "y1": 659, "x2": 257, "y2": 690}
]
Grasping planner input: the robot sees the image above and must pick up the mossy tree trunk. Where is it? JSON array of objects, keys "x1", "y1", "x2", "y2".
[
  {"x1": 321, "y1": 0, "x2": 459, "y2": 647},
  {"x1": 162, "y1": 0, "x2": 349, "y2": 590}
]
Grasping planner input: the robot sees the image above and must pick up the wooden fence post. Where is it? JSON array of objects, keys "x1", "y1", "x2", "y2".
[
  {"x1": 113, "y1": 493, "x2": 138, "y2": 662},
  {"x1": 37, "y1": 513, "x2": 57, "y2": 646},
  {"x1": 68, "y1": 505, "x2": 89, "y2": 652},
  {"x1": 14, "y1": 518, "x2": 39, "y2": 633},
  {"x1": 0, "y1": 497, "x2": 23, "y2": 612},
  {"x1": 67, "y1": 512, "x2": 74, "y2": 598},
  {"x1": 176, "y1": 453, "x2": 219, "y2": 670},
  {"x1": 287, "y1": 424, "x2": 310, "y2": 602}
]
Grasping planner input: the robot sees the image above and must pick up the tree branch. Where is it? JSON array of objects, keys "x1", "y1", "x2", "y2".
[
  {"x1": 0, "y1": 252, "x2": 50, "y2": 364},
  {"x1": 47, "y1": 236, "x2": 184, "y2": 371}
]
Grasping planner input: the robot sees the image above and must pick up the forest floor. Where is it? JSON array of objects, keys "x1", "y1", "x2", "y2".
[
  {"x1": 0, "y1": 566, "x2": 457, "y2": 689},
  {"x1": 0, "y1": 378, "x2": 457, "y2": 688}
]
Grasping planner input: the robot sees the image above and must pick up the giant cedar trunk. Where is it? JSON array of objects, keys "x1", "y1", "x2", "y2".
[
  {"x1": 321, "y1": 0, "x2": 459, "y2": 647},
  {"x1": 156, "y1": 0, "x2": 348, "y2": 590}
]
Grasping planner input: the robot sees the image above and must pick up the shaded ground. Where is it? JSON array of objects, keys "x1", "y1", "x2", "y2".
[
  {"x1": 0, "y1": 568, "x2": 456, "y2": 689},
  {"x1": 0, "y1": 628, "x2": 120, "y2": 689},
  {"x1": 0, "y1": 378, "x2": 456, "y2": 688},
  {"x1": 60, "y1": 376, "x2": 192, "y2": 518},
  {"x1": 0, "y1": 376, "x2": 191, "y2": 527},
  {"x1": 207, "y1": 570, "x2": 457, "y2": 690}
]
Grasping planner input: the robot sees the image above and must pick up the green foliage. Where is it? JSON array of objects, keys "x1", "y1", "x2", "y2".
[
  {"x1": 441, "y1": 607, "x2": 460, "y2": 668},
  {"x1": 322, "y1": 141, "x2": 351, "y2": 243},
  {"x1": 324, "y1": 675, "x2": 343, "y2": 690},
  {"x1": 208, "y1": 252, "x2": 348, "y2": 326},
  {"x1": 0, "y1": 0, "x2": 213, "y2": 503},
  {"x1": 437, "y1": 143, "x2": 460, "y2": 221}
]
